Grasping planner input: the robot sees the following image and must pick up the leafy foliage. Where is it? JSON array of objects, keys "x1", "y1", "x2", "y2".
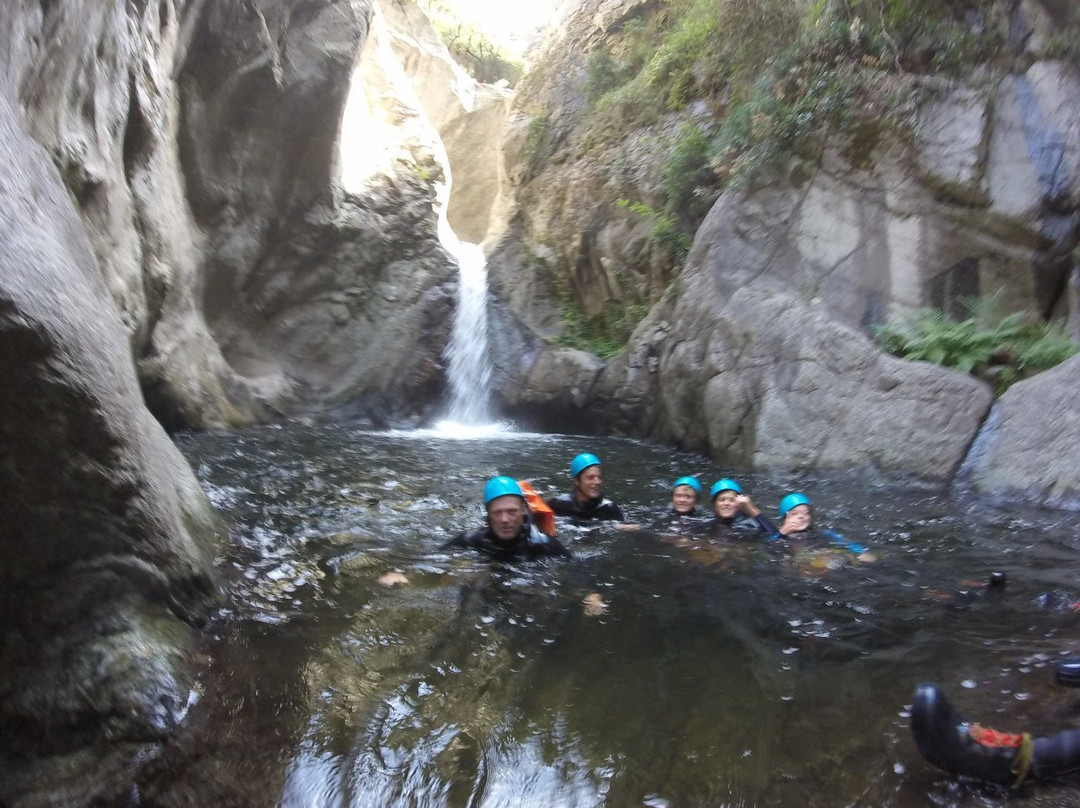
[
  {"x1": 409, "y1": 0, "x2": 523, "y2": 85},
  {"x1": 555, "y1": 298, "x2": 651, "y2": 359},
  {"x1": 435, "y1": 20, "x2": 523, "y2": 85},
  {"x1": 874, "y1": 304, "x2": 1078, "y2": 395},
  {"x1": 523, "y1": 115, "x2": 550, "y2": 170},
  {"x1": 581, "y1": 0, "x2": 1014, "y2": 210},
  {"x1": 615, "y1": 198, "x2": 693, "y2": 260}
]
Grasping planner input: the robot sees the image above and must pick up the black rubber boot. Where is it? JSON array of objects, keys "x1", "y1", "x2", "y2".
[
  {"x1": 912, "y1": 682, "x2": 1080, "y2": 786},
  {"x1": 912, "y1": 682, "x2": 1031, "y2": 786}
]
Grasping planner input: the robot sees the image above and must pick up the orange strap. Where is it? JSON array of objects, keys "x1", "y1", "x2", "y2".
[
  {"x1": 969, "y1": 723, "x2": 1025, "y2": 748},
  {"x1": 518, "y1": 480, "x2": 556, "y2": 537}
]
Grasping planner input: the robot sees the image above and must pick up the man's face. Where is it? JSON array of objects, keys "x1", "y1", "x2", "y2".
[
  {"x1": 713, "y1": 490, "x2": 740, "y2": 519},
  {"x1": 573, "y1": 466, "x2": 604, "y2": 501},
  {"x1": 672, "y1": 485, "x2": 698, "y2": 514},
  {"x1": 783, "y1": 504, "x2": 812, "y2": 533},
  {"x1": 487, "y1": 495, "x2": 526, "y2": 541}
]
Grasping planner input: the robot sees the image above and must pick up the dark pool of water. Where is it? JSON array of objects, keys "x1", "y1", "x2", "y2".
[{"x1": 139, "y1": 425, "x2": 1080, "y2": 807}]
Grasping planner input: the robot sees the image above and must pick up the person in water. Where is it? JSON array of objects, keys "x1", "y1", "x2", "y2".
[
  {"x1": 546, "y1": 453, "x2": 625, "y2": 522},
  {"x1": 443, "y1": 476, "x2": 572, "y2": 561},
  {"x1": 766, "y1": 492, "x2": 876, "y2": 563},
  {"x1": 709, "y1": 478, "x2": 772, "y2": 534},
  {"x1": 671, "y1": 476, "x2": 703, "y2": 516}
]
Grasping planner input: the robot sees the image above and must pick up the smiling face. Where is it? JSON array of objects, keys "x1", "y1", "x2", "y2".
[
  {"x1": 713, "y1": 490, "x2": 741, "y2": 519},
  {"x1": 487, "y1": 495, "x2": 526, "y2": 541},
  {"x1": 781, "y1": 504, "x2": 813, "y2": 534},
  {"x1": 573, "y1": 466, "x2": 604, "y2": 502},
  {"x1": 672, "y1": 485, "x2": 698, "y2": 514}
]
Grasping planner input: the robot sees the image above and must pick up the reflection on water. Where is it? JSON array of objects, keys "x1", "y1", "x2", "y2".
[{"x1": 140, "y1": 426, "x2": 1080, "y2": 807}]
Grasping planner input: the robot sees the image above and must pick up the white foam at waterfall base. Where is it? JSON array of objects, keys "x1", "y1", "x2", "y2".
[{"x1": 429, "y1": 418, "x2": 515, "y2": 439}]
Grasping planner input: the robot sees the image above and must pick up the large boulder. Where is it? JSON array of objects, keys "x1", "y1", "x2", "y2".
[
  {"x1": 960, "y1": 353, "x2": 1080, "y2": 509},
  {"x1": 589, "y1": 203, "x2": 995, "y2": 481}
]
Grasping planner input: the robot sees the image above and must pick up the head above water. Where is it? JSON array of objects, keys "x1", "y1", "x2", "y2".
[
  {"x1": 483, "y1": 476, "x2": 527, "y2": 541},
  {"x1": 571, "y1": 454, "x2": 604, "y2": 502},
  {"x1": 483, "y1": 476, "x2": 524, "y2": 505},
  {"x1": 673, "y1": 476, "x2": 703, "y2": 496},
  {"x1": 778, "y1": 492, "x2": 811, "y2": 518},
  {"x1": 709, "y1": 479, "x2": 742, "y2": 501},
  {"x1": 672, "y1": 476, "x2": 701, "y2": 514},
  {"x1": 570, "y1": 453, "x2": 602, "y2": 478}
]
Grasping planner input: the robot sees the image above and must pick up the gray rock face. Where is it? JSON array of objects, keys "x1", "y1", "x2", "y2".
[
  {"x1": 174, "y1": 0, "x2": 459, "y2": 426},
  {"x1": 585, "y1": 186, "x2": 996, "y2": 482},
  {"x1": 0, "y1": 82, "x2": 220, "y2": 804},
  {"x1": 487, "y1": 0, "x2": 1079, "y2": 499},
  {"x1": 8, "y1": 0, "x2": 463, "y2": 431}
]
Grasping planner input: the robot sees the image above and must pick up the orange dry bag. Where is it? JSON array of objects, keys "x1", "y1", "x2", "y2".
[{"x1": 518, "y1": 480, "x2": 556, "y2": 537}]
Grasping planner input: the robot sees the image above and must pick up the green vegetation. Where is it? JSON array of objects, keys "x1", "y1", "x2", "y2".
[
  {"x1": 580, "y1": 0, "x2": 1017, "y2": 254},
  {"x1": 874, "y1": 301, "x2": 1078, "y2": 395},
  {"x1": 409, "y1": 0, "x2": 523, "y2": 85},
  {"x1": 523, "y1": 115, "x2": 550, "y2": 171},
  {"x1": 615, "y1": 198, "x2": 693, "y2": 260},
  {"x1": 527, "y1": 247, "x2": 650, "y2": 359},
  {"x1": 555, "y1": 298, "x2": 651, "y2": 359}
]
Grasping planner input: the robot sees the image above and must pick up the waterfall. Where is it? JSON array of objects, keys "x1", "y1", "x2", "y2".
[
  {"x1": 439, "y1": 223, "x2": 494, "y2": 427},
  {"x1": 432, "y1": 165, "x2": 509, "y2": 437}
]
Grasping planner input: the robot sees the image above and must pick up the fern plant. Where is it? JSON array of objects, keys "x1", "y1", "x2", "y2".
[{"x1": 875, "y1": 305, "x2": 1077, "y2": 395}]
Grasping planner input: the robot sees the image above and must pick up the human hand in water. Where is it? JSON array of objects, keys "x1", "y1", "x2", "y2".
[
  {"x1": 856, "y1": 552, "x2": 877, "y2": 563},
  {"x1": 378, "y1": 571, "x2": 409, "y2": 586},
  {"x1": 616, "y1": 522, "x2": 641, "y2": 531},
  {"x1": 735, "y1": 495, "x2": 760, "y2": 517},
  {"x1": 583, "y1": 592, "x2": 608, "y2": 616}
]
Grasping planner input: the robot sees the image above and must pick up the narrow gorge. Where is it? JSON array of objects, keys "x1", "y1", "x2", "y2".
[{"x1": 1, "y1": 0, "x2": 1079, "y2": 803}]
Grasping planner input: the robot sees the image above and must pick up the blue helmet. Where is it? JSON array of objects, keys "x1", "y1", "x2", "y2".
[
  {"x1": 483, "y1": 476, "x2": 524, "y2": 505},
  {"x1": 673, "y1": 476, "x2": 702, "y2": 496},
  {"x1": 570, "y1": 453, "x2": 602, "y2": 478},
  {"x1": 709, "y1": 478, "x2": 743, "y2": 500},
  {"x1": 779, "y1": 492, "x2": 811, "y2": 518}
]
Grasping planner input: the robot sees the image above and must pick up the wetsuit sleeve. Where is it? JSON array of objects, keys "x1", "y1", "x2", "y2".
[
  {"x1": 590, "y1": 499, "x2": 622, "y2": 521},
  {"x1": 440, "y1": 533, "x2": 465, "y2": 550},
  {"x1": 525, "y1": 525, "x2": 573, "y2": 559},
  {"x1": 755, "y1": 515, "x2": 781, "y2": 541},
  {"x1": 822, "y1": 529, "x2": 869, "y2": 554}
]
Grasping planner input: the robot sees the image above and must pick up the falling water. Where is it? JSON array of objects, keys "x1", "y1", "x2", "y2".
[
  {"x1": 439, "y1": 224, "x2": 495, "y2": 429},
  {"x1": 429, "y1": 131, "x2": 509, "y2": 437}
]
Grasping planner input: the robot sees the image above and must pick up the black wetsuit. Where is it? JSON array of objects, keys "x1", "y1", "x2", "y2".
[
  {"x1": 712, "y1": 513, "x2": 776, "y2": 535},
  {"x1": 656, "y1": 507, "x2": 710, "y2": 535},
  {"x1": 442, "y1": 523, "x2": 572, "y2": 561},
  {"x1": 546, "y1": 493, "x2": 624, "y2": 522},
  {"x1": 765, "y1": 526, "x2": 869, "y2": 554}
]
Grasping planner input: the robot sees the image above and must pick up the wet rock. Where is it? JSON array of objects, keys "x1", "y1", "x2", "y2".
[{"x1": 960, "y1": 353, "x2": 1080, "y2": 509}]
